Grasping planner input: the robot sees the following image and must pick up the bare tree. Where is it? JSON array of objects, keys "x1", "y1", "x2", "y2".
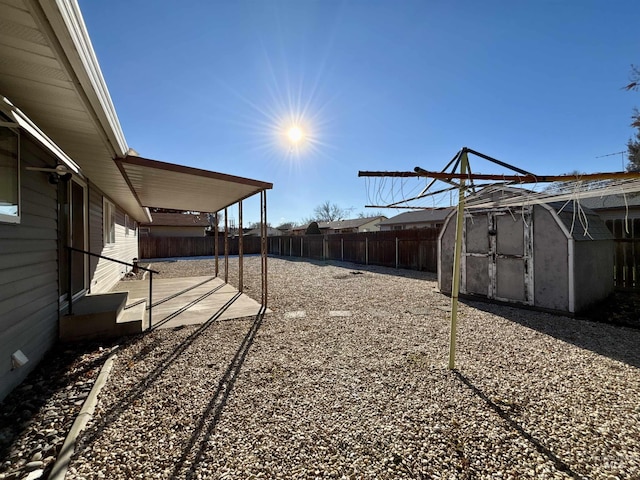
[
  {"x1": 357, "y1": 210, "x2": 384, "y2": 218},
  {"x1": 313, "y1": 201, "x2": 350, "y2": 222}
]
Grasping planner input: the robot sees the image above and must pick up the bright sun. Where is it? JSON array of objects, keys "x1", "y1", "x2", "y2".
[{"x1": 287, "y1": 126, "x2": 304, "y2": 144}]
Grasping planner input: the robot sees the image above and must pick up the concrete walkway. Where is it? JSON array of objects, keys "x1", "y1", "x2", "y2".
[{"x1": 111, "y1": 276, "x2": 268, "y2": 329}]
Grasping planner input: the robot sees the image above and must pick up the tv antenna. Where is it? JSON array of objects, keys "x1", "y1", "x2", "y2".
[{"x1": 596, "y1": 150, "x2": 626, "y2": 170}]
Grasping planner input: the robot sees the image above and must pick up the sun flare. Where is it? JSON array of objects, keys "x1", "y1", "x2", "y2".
[{"x1": 287, "y1": 125, "x2": 304, "y2": 144}]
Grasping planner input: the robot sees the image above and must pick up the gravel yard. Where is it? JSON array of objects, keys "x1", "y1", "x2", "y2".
[
  {"x1": 61, "y1": 257, "x2": 640, "y2": 479},
  {"x1": 42, "y1": 257, "x2": 640, "y2": 478}
]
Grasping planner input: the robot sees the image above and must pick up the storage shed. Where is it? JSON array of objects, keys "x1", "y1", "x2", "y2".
[{"x1": 438, "y1": 197, "x2": 614, "y2": 314}]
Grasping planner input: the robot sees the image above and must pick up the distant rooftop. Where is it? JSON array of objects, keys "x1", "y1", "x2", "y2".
[
  {"x1": 579, "y1": 193, "x2": 640, "y2": 210},
  {"x1": 294, "y1": 216, "x2": 387, "y2": 231},
  {"x1": 378, "y1": 208, "x2": 454, "y2": 225}
]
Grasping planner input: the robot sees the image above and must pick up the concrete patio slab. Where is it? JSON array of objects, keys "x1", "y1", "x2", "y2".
[{"x1": 111, "y1": 276, "x2": 269, "y2": 329}]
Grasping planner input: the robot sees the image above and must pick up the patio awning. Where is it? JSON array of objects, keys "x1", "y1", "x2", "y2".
[{"x1": 116, "y1": 155, "x2": 273, "y2": 213}]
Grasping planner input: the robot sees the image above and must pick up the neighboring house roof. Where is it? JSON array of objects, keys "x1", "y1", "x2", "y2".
[
  {"x1": 141, "y1": 213, "x2": 210, "y2": 227},
  {"x1": 293, "y1": 216, "x2": 387, "y2": 232},
  {"x1": 579, "y1": 193, "x2": 640, "y2": 210},
  {"x1": 321, "y1": 216, "x2": 386, "y2": 230},
  {"x1": 379, "y1": 208, "x2": 453, "y2": 226}
]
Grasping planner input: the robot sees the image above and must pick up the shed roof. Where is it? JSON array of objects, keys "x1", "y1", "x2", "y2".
[{"x1": 547, "y1": 202, "x2": 613, "y2": 242}]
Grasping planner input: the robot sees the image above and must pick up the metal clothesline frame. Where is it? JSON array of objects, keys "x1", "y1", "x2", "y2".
[{"x1": 359, "y1": 146, "x2": 640, "y2": 370}]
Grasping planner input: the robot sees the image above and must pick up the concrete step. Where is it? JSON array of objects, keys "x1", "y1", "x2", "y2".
[
  {"x1": 60, "y1": 292, "x2": 148, "y2": 341},
  {"x1": 116, "y1": 300, "x2": 148, "y2": 334}
]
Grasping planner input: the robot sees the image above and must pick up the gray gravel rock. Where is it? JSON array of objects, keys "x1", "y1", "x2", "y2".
[
  {"x1": 62, "y1": 257, "x2": 640, "y2": 479},
  {"x1": 3, "y1": 257, "x2": 639, "y2": 479},
  {"x1": 0, "y1": 344, "x2": 119, "y2": 479}
]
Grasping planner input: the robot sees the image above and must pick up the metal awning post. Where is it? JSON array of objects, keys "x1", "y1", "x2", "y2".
[
  {"x1": 449, "y1": 150, "x2": 468, "y2": 370},
  {"x1": 224, "y1": 207, "x2": 229, "y2": 284},
  {"x1": 261, "y1": 189, "x2": 268, "y2": 307},
  {"x1": 238, "y1": 201, "x2": 243, "y2": 293},
  {"x1": 214, "y1": 212, "x2": 219, "y2": 277}
]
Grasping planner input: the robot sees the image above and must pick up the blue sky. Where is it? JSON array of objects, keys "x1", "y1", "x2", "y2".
[{"x1": 79, "y1": 0, "x2": 639, "y2": 225}]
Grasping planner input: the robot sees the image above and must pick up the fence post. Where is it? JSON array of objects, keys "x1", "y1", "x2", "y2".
[
  {"x1": 300, "y1": 237, "x2": 303, "y2": 258},
  {"x1": 395, "y1": 237, "x2": 399, "y2": 269},
  {"x1": 365, "y1": 237, "x2": 369, "y2": 265},
  {"x1": 341, "y1": 238, "x2": 344, "y2": 262}
]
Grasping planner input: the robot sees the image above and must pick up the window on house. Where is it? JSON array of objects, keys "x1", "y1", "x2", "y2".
[
  {"x1": 103, "y1": 198, "x2": 116, "y2": 245},
  {"x1": 0, "y1": 126, "x2": 20, "y2": 224}
]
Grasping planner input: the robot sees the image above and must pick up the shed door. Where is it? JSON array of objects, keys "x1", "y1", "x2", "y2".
[{"x1": 462, "y1": 208, "x2": 533, "y2": 305}]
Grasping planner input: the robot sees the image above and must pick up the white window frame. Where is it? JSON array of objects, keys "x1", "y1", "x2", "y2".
[
  {"x1": 103, "y1": 197, "x2": 116, "y2": 245},
  {"x1": 0, "y1": 124, "x2": 20, "y2": 224}
]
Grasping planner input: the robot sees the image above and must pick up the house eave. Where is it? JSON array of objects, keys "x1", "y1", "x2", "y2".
[{"x1": 34, "y1": 0, "x2": 128, "y2": 157}]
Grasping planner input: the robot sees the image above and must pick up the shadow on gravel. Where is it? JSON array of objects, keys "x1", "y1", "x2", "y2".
[
  {"x1": 68, "y1": 291, "x2": 245, "y2": 458},
  {"x1": 172, "y1": 307, "x2": 267, "y2": 479},
  {"x1": 453, "y1": 371, "x2": 583, "y2": 480},
  {"x1": 0, "y1": 341, "x2": 119, "y2": 478},
  {"x1": 465, "y1": 300, "x2": 640, "y2": 369}
]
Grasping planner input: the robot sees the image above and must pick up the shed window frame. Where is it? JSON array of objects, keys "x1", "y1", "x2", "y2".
[
  {"x1": 103, "y1": 198, "x2": 116, "y2": 245},
  {"x1": 0, "y1": 124, "x2": 20, "y2": 224}
]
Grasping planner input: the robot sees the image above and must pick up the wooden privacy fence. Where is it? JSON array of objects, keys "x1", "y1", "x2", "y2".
[
  {"x1": 268, "y1": 229, "x2": 441, "y2": 272},
  {"x1": 139, "y1": 236, "x2": 263, "y2": 259},
  {"x1": 140, "y1": 230, "x2": 640, "y2": 290},
  {"x1": 605, "y1": 219, "x2": 640, "y2": 290},
  {"x1": 612, "y1": 239, "x2": 640, "y2": 289}
]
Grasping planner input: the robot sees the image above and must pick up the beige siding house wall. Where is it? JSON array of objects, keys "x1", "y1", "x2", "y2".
[
  {"x1": 89, "y1": 186, "x2": 138, "y2": 294},
  {"x1": 0, "y1": 136, "x2": 61, "y2": 398}
]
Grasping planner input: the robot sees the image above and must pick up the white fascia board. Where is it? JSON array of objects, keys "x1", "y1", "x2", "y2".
[
  {"x1": 1, "y1": 96, "x2": 81, "y2": 174},
  {"x1": 36, "y1": 0, "x2": 128, "y2": 157}
]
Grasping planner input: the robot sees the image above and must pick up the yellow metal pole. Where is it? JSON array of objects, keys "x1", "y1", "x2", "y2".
[{"x1": 449, "y1": 150, "x2": 468, "y2": 370}]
